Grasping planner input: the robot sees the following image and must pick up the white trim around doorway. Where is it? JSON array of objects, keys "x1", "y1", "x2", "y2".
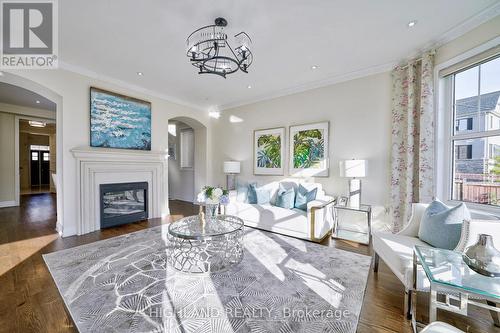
[{"x1": 14, "y1": 115, "x2": 56, "y2": 206}]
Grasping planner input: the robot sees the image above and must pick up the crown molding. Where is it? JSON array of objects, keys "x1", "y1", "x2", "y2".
[
  {"x1": 218, "y1": 61, "x2": 396, "y2": 111},
  {"x1": 58, "y1": 61, "x2": 205, "y2": 111},
  {"x1": 434, "y1": 2, "x2": 500, "y2": 49},
  {"x1": 219, "y1": 4, "x2": 500, "y2": 111},
  {"x1": 398, "y1": 2, "x2": 500, "y2": 64}
]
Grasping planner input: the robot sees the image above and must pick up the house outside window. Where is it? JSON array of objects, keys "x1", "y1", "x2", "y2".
[
  {"x1": 445, "y1": 55, "x2": 500, "y2": 206},
  {"x1": 455, "y1": 145, "x2": 472, "y2": 160},
  {"x1": 455, "y1": 118, "x2": 473, "y2": 132}
]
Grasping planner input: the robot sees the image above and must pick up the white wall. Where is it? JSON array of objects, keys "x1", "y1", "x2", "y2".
[
  {"x1": 212, "y1": 72, "x2": 392, "y2": 225},
  {"x1": 0, "y1": 112, "x2": 15, "y2": 204},
  {"x1": 3, "y1": 69, "x2": 211, "y2": 236},
  {"x1": 210, "y1": 15, "x2": 500, "y2": 232},
  {"x1": 168, "y1": 121, "x2": 195, "y2": 202}
]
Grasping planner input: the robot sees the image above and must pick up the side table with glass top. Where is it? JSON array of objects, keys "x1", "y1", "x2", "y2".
[
  {"x1": 331, "y1": 204, "x2": 372, "y2": 245},
  {"x1": 412, "y1": 245, "x2": 500, "y2": 331}
]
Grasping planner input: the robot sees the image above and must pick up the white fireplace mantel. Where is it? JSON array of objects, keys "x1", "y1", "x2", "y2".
[{"x1": 72, "y1": 146, "x2": 168, "y2": 235}]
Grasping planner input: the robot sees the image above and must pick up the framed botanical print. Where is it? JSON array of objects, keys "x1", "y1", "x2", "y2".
[
  {"x1": 90, "y1": 87, "x2": 152, "y2": 150},
  {"x1": 254, "y1": 127, "x2": 285, "y2": 175},
  {"x1": 289, "y1": 122, "x2": 329, "y2": 177}
]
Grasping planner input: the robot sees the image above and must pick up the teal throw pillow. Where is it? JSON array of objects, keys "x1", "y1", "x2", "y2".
[
  {"x1": 255, "y1": 187, "x2": 271, "y2": 204},
  {"x1": 276, "y1": 184, "x2": 295, "y2": 209},
  {"x1": 418, "y1": 200, "x2": 470, "y2": 250},
  {"x1": 247, "y1": 183, "x2": 257, "y2": 204},
  {"x1": 236, "y1": 182, "x2": 248, "y2": 202},
  {"x1": 294, "y1": 184, "x2": 318, "y2": 211}
]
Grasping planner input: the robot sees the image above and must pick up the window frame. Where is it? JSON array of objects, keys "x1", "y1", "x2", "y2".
[{"x1": 436, "y1": 37, "x2": 500, "y2": 216}]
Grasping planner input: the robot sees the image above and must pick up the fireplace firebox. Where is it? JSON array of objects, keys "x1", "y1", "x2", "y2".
[{"x1": 100, "y1": 182, "x2": 148, "y2": 228}]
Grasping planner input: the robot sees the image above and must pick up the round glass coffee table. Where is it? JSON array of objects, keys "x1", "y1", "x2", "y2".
[{"x1": 167, "y1": 215, "x2": 244, "y2": 274}]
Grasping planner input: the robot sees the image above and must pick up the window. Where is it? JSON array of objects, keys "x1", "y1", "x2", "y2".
[
  {"x1": 449, "y1": 55, "x2": 500, "y2": 206},
  {"x1": 43, "y1": 152, "x2": 50, "y2": 161},
  {"x1": 455, "y1": 144, "x2": 472, "y2": 160},
  {"x1": 31, "y1": 152, "x2": 38, "y2": 161},
  {"x1": 455, "y1": 117, "x2": 473, "y2": 132},
  {"x1": 168, "y1": 124, "x2": 177, "y2": 136},
  {"x1": 179, "y1": 128, "x2": 194, "y2": 169}
]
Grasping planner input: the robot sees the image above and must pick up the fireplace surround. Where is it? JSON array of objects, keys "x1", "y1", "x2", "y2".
[{"x1": 72, "y1": 147, "x2": 168, "y2": 235}]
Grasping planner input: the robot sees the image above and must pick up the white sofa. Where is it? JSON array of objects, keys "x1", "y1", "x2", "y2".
[
  {"x1": 372, "y1": 203, "x2": 500, "y2": 319},
  {"x1": 226, "y1": 181, "x2": 335, "y2": 243}
]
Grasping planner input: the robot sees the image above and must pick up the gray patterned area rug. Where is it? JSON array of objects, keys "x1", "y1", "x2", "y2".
[{"x1": 44, "y1": 226, "x2": 371, "y2": 333}]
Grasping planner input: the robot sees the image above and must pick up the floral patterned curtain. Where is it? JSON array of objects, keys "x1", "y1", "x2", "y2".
[{"x1": 390, "y1": 52, "x2": 434, "y2": 232}]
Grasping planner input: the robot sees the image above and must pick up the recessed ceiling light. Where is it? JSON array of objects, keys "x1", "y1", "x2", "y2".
[
  {"x1": 311, "y1": 65, "x2": 319, "y2": 70},
  {"x1": 208, "y1": 110, "x2": 220, "y2": 119},
  {"x1": 208, "y1": 106, "x2": 221, "y2": 119},
  {"x1": 136, "y1": 72, "x2": 144, "y2": 76},
  {"x1": 407, "y1": 20, "x2": 417, "y2": 28},
  {"x1": 247, "y1": 85, "x2": 252, "y2": 89},
  {"x1": 29, "y1": 120, "x2": 46, "y2": 128},
  {"x1": 35, "y1": 100, "x2": 40, "y2": 104}
]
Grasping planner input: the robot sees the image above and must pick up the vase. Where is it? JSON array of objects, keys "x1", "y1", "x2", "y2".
[
  {"x1": 463, "y1": 234, "x2": 500, "y2": 277},
  {"x1": 205, "y1": 203, "x2": 219, "y2": 220}
]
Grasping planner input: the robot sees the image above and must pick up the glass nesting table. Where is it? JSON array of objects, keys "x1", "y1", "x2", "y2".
[
  {"x1": 412, "y1": 246, "x2": 500, "y2": 331},
  {"x1": 167, "y1": 214, "x2": 244, "y2": 274}
]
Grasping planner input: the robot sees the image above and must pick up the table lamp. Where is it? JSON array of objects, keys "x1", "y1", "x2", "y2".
[
  {"x1": 223, "y1": 161, "x2": 240, "y2": 190},
  {"x1": 340, "y1": 159, "x2": 366, "y2": 208}
]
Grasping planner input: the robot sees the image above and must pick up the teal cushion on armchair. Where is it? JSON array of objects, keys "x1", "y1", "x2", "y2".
[{"x1": 418, "y1": 200, "x2": 470, "y2": 250}]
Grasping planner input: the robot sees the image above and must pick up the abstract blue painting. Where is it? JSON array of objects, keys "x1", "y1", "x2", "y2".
[{"x1": 90, "y1": 88, "x2": 151, "y2": 150}]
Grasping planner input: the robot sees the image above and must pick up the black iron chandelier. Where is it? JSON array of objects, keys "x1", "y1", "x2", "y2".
[{"x1": 186, "y1": 17, "x2": 253, "y2": 78}]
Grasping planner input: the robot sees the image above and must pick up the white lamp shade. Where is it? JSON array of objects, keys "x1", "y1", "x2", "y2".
[
  {"x1": 223, "y1": 161, "x2": 241, "y2": 174},
  {"x1": 340, "y1": 159, "x2": 366, "y2": 178}
]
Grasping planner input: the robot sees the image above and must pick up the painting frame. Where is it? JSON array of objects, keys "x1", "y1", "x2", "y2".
[
  {"x1": 90, "y1": 87, "x2": 152, "y2": 151},
  {"x1": 254, "y1": 127, "x2": 286, "y2": 175},
  {"x1": 289, "y1": 121, "x2": 329, "y2": 177}
]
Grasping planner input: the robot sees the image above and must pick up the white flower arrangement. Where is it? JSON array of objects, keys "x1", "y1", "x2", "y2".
[{"x1": 197, "y1": 186, "x2": 229, "y2": 205}]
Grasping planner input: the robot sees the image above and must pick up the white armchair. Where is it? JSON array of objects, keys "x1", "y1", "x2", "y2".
[{"x1": 372, "y1": 203, "x2": 500, "y2": 318}]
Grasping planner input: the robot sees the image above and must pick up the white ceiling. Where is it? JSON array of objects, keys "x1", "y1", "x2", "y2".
[
  {"x1": 59, "y1": 0, "x2": 500, "y2": 110},
  {"x1": 0, "y1": 82, "x2": 56, "y2": 111}
]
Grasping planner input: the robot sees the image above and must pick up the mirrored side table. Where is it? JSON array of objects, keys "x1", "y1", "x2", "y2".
[{"x1": 331, "y1": 204, "x2": 372, "y2": 245}]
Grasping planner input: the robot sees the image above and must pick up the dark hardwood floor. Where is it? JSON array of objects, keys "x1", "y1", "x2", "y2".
[{"x1": 0, "y1": 194, "x2": 497, "y2": 332}]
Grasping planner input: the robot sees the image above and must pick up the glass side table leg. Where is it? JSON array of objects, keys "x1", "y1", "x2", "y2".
[
  {"x1": 411, "y1": 251, "x2": 418, "y2": 333},
  {"x1": 429, "y1": 285, "x2": 437, "y2": 323},
  {"x1": 486, "y1": 301, "x2": 500, "y2": 327}
]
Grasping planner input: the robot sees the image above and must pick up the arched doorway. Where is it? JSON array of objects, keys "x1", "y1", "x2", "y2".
[
  {"x1": 167, "y1": 116, "x2": 208, "y2": 203},
  {"x1": 0, "y1": 72, "x2": 64, "y2": 233}
]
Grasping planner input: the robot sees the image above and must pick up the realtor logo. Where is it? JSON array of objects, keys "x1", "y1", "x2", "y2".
[{"x1": 1, "y1": 0, "x2": 58, "y2": 69}]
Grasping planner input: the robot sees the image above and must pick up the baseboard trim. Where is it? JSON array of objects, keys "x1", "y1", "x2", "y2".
[
  {"x1": 0, "y1": 200, "x2": 16, "y2": 208},
  {"x1": 56, "y1": 221, "x2": 63, "y2": 236}
]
